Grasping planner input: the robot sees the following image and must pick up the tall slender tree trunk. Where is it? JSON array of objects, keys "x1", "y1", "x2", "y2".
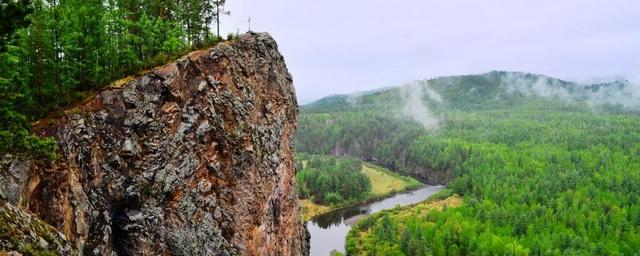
[
  {"x1": 54, "y1": 31, "x2": 63, "y2": 104},
  {"x1": 216, "y1": 1, "x2": 220, "y2": 38}
]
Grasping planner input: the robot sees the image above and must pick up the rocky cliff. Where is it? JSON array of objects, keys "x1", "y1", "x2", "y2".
[{"x1": 0, "y1": 32, "x2": 309, "y2": 255}]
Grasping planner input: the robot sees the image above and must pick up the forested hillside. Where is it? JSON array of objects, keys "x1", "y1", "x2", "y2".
[
  {"x1": 1, "y1": 0, "x2": 229, "y2": 159},
  {"x1": 296, "y1": 71, "x2": 640, "y2": 255},
  {"x1": 296, "y1": 71, "x2": 639, "y2": 184}
]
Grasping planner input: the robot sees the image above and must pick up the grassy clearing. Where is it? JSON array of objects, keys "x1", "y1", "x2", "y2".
[
  {"x1": 300, "y1": 161, "x2": 422, "y2": 221},
  {"x1": 361, "y1": 163, "x2": 422, "y2": 196},
  {"x1": 388, "y1": 191, "x2": 462, "y2": 220},
  {"x1": 299, "y1": 199, "x2": 332, "y2": 221}
]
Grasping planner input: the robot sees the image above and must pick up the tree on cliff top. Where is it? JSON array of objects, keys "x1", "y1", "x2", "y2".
[{"x1": 0, "y1": 0, "x2": 230, "y2": 160}]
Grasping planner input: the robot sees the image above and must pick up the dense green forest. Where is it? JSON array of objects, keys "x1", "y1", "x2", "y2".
[
  {"x1": 296, "y1": 72, "x2": 640, "y2": 255},
  {"x1": 0, "y1": 0, "x2": 229, "y2": 160},
  {"x1": 295, "y1": 154, "x2": 371, "y2": 205}
]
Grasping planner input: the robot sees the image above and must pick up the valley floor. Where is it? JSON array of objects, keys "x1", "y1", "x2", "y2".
[{"x1": 299, "y1": 162, "x2": 422, "y2": 221}]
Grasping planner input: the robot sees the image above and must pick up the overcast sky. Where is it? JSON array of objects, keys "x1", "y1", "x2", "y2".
[{"x1": 221, "y1": 1, "x2": 640, "y2": 104}]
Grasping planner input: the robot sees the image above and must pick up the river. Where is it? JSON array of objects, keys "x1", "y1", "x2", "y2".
[{"x1": 307, "y1": 185, "x2": 444, "y2": 255}]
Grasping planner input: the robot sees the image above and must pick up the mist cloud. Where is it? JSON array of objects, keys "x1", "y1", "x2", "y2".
[
  {"x1": 400, "y1": 81, "x2": 442, "y2": 130},
  {"x1": 501, "y1": 72, "x2": 640, "y2": 110}
]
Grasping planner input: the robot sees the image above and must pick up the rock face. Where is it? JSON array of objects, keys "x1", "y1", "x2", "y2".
[
  {"x1": 1, "y1": 32, "x2": 309, "y2": 255},
  {"x1": 331, "y1": 151, "x2": 452, "y2": 185},
  {"x1": 407, "y1": 165, "x2": 454, "y2": 185}
]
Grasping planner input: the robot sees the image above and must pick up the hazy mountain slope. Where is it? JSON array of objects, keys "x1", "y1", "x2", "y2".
[
  {"x1": 304, "y1": 71, "x2": 636, "y2": 114},
  {"x1": 295, "y1": 71, "x2": 639, "y2": 184}
]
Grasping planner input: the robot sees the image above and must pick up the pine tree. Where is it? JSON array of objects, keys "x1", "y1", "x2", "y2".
[
  {"x1": 1, "y1": 0, "x2": 229, "y2": 160},
  {"x1": 0, "y1": 0, "x2": 32, "y2": 49}
]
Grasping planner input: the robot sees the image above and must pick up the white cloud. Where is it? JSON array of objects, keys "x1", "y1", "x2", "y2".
[{"x1": 221, "y1": 0, "x2": 640, "y2": 103}]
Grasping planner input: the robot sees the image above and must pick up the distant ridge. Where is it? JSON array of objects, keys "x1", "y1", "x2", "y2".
[{"x1": 303, "y1": 71, "x2": 637, "y2": 112}]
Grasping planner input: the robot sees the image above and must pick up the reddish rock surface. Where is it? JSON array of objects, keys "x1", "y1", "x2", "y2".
[{"x1": 1, "y1": 32, "x2": 309, "y2": 255}]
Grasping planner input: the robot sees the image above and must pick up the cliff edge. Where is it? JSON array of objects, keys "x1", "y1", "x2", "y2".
[{"x1": 1, "y1": 32, "x2": 309, "y2": 255}]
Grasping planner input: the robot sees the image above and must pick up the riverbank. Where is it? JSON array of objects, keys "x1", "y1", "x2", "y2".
[
  {"x1": 300, "y1": 162, "x2": 422, "y2": 221},
  {"x1": 307, "y1": 185, "x2": 444, "y2": 256},
  {"x1": 345, "y1": 190, "x2": 462, "y2": 255}
]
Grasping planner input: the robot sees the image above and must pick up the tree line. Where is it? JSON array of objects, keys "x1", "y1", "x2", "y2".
[{"x1": 0, "y1": 0, "x2": 230, "y2": 159}]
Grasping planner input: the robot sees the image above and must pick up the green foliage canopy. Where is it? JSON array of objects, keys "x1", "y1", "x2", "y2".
[
  {"x1": 296, "y1": 155, "x2": 371, "y2": 206},
  {"x1": 0, "y1": 0, "x2": 229, "y2": 160}
]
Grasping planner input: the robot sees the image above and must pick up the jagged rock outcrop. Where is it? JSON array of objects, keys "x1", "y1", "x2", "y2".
[{"x1": 1, "y1": 32, "x2": 309, "y2": 255}]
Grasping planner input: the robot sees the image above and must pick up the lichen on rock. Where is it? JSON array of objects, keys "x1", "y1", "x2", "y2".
[{"x1": 0, "y1": 202, "x2": 79, "y2": 255}]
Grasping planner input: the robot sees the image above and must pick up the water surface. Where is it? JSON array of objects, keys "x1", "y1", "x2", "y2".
[{"x1": 307, "y1": 185, "x2": 443, "y2": 255}]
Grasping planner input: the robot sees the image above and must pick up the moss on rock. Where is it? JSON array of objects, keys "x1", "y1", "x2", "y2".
[{"x1": 0, "y1": 202, "x2": 78, "y2": 256}]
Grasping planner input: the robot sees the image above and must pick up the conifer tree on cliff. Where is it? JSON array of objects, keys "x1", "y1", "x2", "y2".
[{"x1": 0, "y1": 0, "x2": 228, "y2": 160}]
